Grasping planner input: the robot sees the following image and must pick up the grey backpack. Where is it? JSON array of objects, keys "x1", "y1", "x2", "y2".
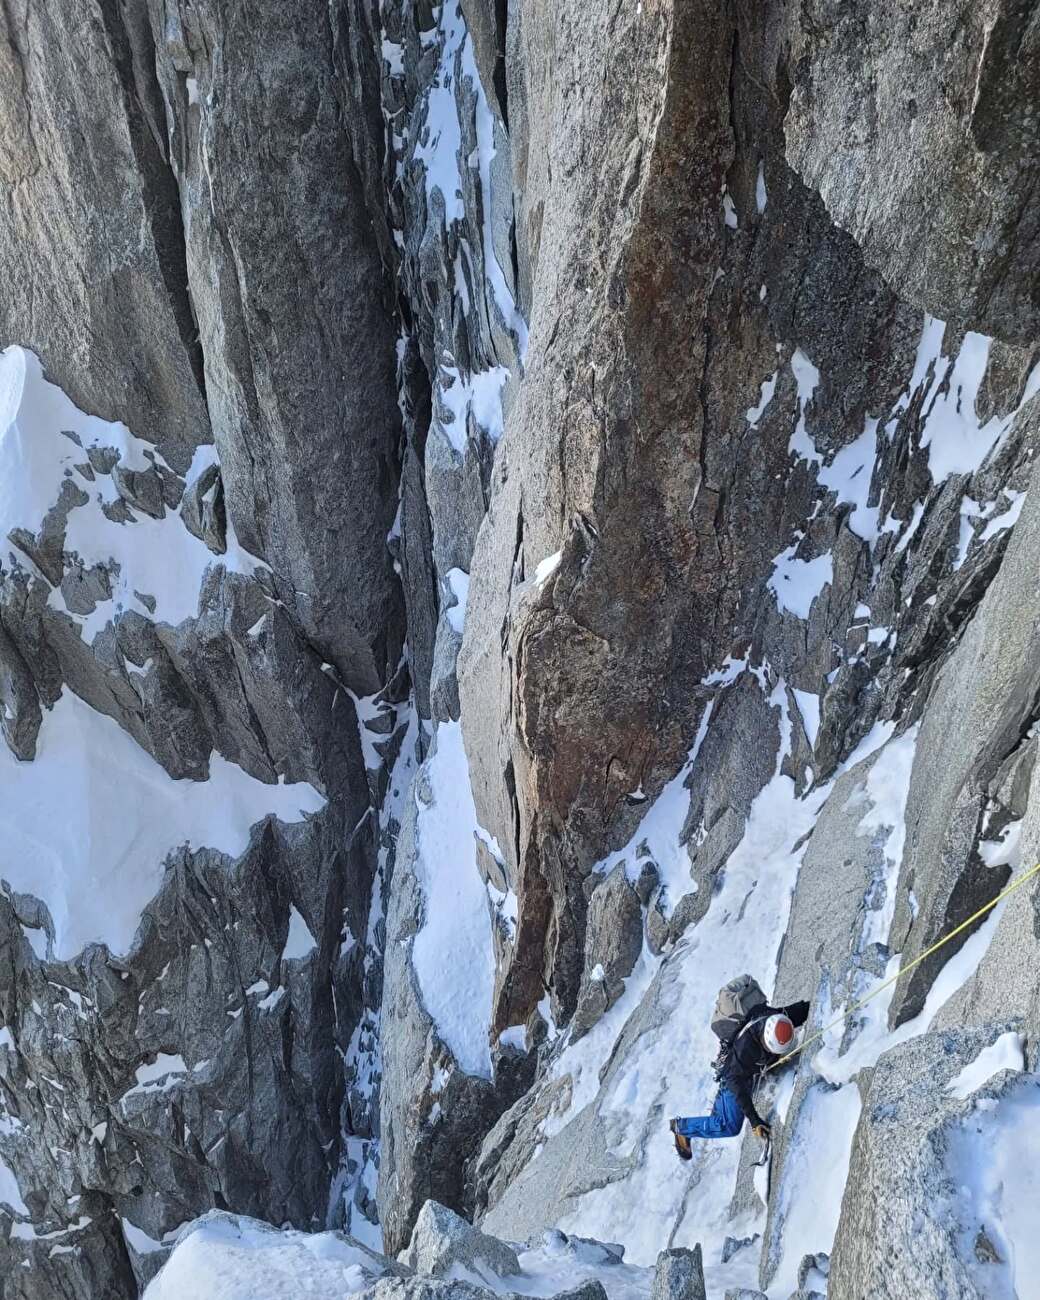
[{"x1": 711, "y1": 974, "x2": 766, "y2": 1043}]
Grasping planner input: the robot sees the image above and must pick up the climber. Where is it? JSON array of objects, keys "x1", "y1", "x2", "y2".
[{"x1": 669, "y1": 975, "x2": 810, "y2": 1160}]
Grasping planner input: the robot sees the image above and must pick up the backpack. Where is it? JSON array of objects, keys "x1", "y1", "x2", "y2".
[{"x1": 711, "y1": 974, "x2": 766, "y2": 1043}]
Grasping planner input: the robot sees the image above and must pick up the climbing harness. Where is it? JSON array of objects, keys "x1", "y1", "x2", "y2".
[{"x1": 767, "y1": 859, "x2": 1040, "y2": 1073}]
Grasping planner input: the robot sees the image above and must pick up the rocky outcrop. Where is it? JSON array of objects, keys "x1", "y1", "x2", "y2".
[
  {"x1": 144, "y1": 0, "x2": 406, "y2": 691},
  {"x1": 828, "y1": 1027, "x2": 1026, "y2": 1300},
  {"x1": 651, "y1": 1246, "x2": 706, "y2": 1300},
  {"x1": 399, "y1": 1200, "x2": 520, "y2": 1280}
]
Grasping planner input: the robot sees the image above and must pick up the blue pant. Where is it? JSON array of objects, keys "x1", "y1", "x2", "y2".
[{"x1": 675, "y1": 1087, "x2": 744, "y2": 1139}]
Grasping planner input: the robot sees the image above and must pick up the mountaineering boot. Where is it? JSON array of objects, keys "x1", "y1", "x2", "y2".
[{"x1": 669, "y1": 1118, "x2": 692, "y2": 1161}]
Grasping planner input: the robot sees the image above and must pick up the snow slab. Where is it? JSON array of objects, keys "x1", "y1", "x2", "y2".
[
  {"x1": 0, "y1": 689, "x2": 324, "y2": 960},
  {"x1": 412, "y1": 721, "x2": 496, "y2": 1078},
  {"x1": 909, "y1": 320, "x2": 1040, "y2": 483},
  {"x1": 947, "y1": 1076, "x2": 1040, "y2": 1300},
  {"x1": 435, "y1": 363, "x2": 509, "y2": 454},
  {"x1": 534, "y1": 551, "x2": 562, "y2": 586},
  {"x1": 792, "y1": 689, "x2": 820, "y2": 749},
  {"x1": 817, "y1": 417, "x2": 881, "y2": 542},
  {"x1": 788, "y1": 349, "x2": 822, "y2": 466},
  {"x1": 979, "y1": 490, "x2": 1026, "y2": 542},
  {"x1": 745, "y1": 372, "x2": 777, "y2": 427},
  {"x1": 0, "y1": 1151, "x2": 29, "y2": 1215},
  {"x1": 123, "y1": 1054, "x2": 188, "y2": 1098},
  {"x1": 144, "y1": 1215, "x2": 388, "y2": 1300}
]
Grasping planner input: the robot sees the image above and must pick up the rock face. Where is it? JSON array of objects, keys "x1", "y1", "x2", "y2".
[
  {"x1": 785, "y1": 0, "x2": 1040, "y2": 346},
  {"x1": 0, "y1": 1, "x2": 209, "y2": 468},
  {"x1": 3, "y1": 0, "x2": 1040, "y2": 1297}
]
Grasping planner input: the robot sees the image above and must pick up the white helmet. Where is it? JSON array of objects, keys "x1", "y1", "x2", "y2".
[{"x1": 762, "y1": 1013, "x2": 795, "y2": 1055}]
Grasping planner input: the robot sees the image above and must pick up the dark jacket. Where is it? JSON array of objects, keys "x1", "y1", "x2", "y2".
[{"x1": 718, "y1": 999, "x2": 810, "y2": 1128}]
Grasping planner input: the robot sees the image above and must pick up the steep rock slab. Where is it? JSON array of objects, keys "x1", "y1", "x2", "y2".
[
  {"x1": 459, "y1": 0, "x2": 735, "y2": 1039},
  {"x1": 147, "y1": 0, "x2": 405, "y2": 691},
  {"x1": 785, "y1": 0, "x2": 1040, "y2": 346},
  {"x1": 888, "y1": 446, "x2": 1040, "y2": 1026},
  {"x1": 0, "y1": 0, "x2": 208, "y2": 469}
]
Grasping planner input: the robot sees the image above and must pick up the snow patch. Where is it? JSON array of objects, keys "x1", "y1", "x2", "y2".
[
  {"x1": 768, "y1": 546, "x2": 832, "y2": 619},
  {"x1": 0, "y1": 348, "x2": 261, "y2": 644},
  {"x1": 145, "y1": 1215, "x2": 387, "y2": 1300},
  {"x1": 0, "y1": 690, "x2": 324, "y2": 960},
  {"x1": 282, "y1": 906, "x2": 317, "y2": 960},
  {"x1": 534, "y1": 551, "x2": 562, "y2": 587},
  {"x1": 767, "y1": 1081, "x2": 861, "y2": 1297},
  {"x1": 792, "y1": 689, "x2": 820, "y2": 749},
  {"x1": 412, "y1": 722, "x2": 496, "y2": 1078},
  {"x1": 945, "y1": 1032, "x2": 1025, "y2": 1101},
  {"x1": 745, "y1": 372, "x2": 777, "y2": 428},
  {"x1": 445, "y1": 568, "x2": 470, "y2": 634}
]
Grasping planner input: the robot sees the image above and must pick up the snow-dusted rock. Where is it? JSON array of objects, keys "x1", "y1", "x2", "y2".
[
  {"x1": 548, "y1": 1283, "x2": 608, "y2": 1300},
  {"x1": 827, "y1": 1026, "x2": 1027, "y2": 1300},
  {"x1": 400, "y1": 1201, "x2": 520, "y2": 1281},
  {"x1": 651, "y1": 1246, "x2": 706, "y2": 1300}
]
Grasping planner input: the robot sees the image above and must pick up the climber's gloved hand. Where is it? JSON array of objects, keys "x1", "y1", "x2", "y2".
[{"x1": 752, "y1": 1123, "x2": 771, "y2": 1142}]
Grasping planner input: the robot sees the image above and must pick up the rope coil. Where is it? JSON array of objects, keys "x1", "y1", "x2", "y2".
[{"x1": 768, "y1": 859, "x2": 1040, "y2": 1072}]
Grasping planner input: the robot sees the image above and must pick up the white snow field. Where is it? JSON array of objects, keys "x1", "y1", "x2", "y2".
[
  {"x1": 144, "y1": 1215, "x2": 393, "y2": 1300},
  {"x1": 0, "y1": 348, "x2": 326, "y2": 959},
  {"x1": 0, "y1": 689, "x2": 324, "y2": 960}
]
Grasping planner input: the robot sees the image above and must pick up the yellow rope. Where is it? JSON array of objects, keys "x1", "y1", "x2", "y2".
[{"x1": 767, "y1": 859, "x2": 1040, "y2": 1072}]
